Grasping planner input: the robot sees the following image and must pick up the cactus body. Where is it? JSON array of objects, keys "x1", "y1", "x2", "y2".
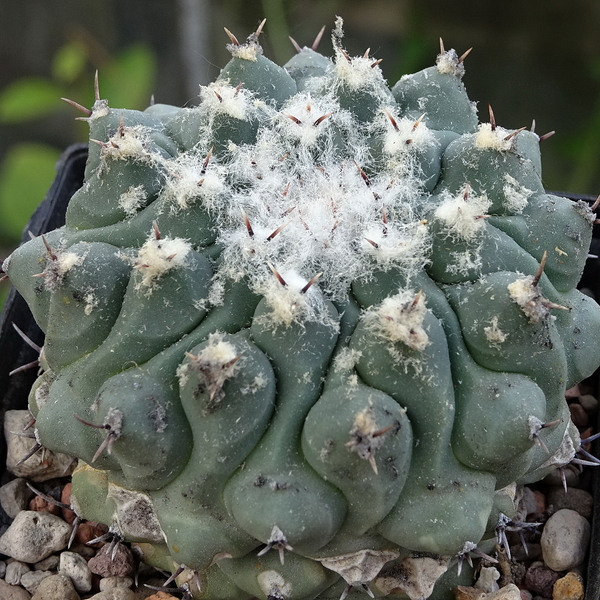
[{"x1": 5, "y1": 18, "x2": 600, "y2": 600}]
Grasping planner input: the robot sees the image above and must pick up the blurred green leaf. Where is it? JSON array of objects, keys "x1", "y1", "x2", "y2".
[
  {"x1": 0, "y1": 78, "x2": 64, "y2": 122},
  {"x1": 52, "y1": 42, "x2": 88, "y2": 84},
  {"x1": 0, "y1": 143, "x2": 62, "y2": 241},
  {"x1": 100, "y1": 45, "x2": 156, "y2": 110}
]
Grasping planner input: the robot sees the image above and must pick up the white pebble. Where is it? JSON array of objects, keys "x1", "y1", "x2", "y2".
[
  {"x1": 541, "y1": 508, "x2": 590, "y2": 571},
  {"x1": 21, "y1": 570, "x2": 53, "y2": 594},
  {"x1": 0, "y1": 511, "x2": 72, "y2": 563},
  {"x1": 5, "y1": 560, "x2": 31, "y2": 585},
  {"x1": 0, "y1": 478, "x2": 34, "y2": 518},
  {"x1": 4, "y1": 411, "x2": 75, "y2": 481},
  {"x1": 99, "y1": 576, "x2": 134, "y2": 591},
  {"x1": 86, "y1": 589, "x2": 136, "y2": 599},
  {"x1": 60, "y1": 551, "x2": 92, "y2": 593}
]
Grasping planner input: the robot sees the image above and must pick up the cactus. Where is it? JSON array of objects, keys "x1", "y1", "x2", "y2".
[{"x1": 4, "y1": 17, "x2": 600, "y2": 600}]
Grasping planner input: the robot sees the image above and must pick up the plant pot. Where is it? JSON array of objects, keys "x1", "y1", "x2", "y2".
[{"x1": 0, "y1": 143, "x2": 599, "y2": 598}]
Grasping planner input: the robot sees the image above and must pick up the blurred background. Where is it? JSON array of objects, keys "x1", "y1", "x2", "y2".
[{"x1": 1, "y1": 0, "x2": 600, "y2": 305}]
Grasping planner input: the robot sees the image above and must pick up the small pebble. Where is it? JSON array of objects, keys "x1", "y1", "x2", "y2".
[
  {"x1": 30, "y1": 574, "x2": 80, "y2": 600},
  {"x1": 543, "y1": 466, "x2": 578, "y2": 489},
  {"x1": 565, "y1": 385, "x2": 581, "y2": 400},
  {"x1": 540, "y1": 509, "x2": 590, "y2": 571},
  {"x1": 28, "y1": 495, "x2": 61, "y2": 516},
  {"x1": 88, "y1": 543, "x2": 136, "y2": 578},
  {"x1": 547, "y1": 487, "x2": 593, "y2": 519},
  {"x1": 578, "y1": 394, "x2": 598, "y2": 414},
  {"x1": 475, "y1": 567, "x2": 500, "y2": 593},
  {"x1": 552, "y1": 572, "x2": 584, "y2": 600},
  {"x1": 4, "y1": 411, "x2": 75, "y2": 482},
  {"x1": 20, "y1": 570, "x2": 53, "y2": 595},
  {"x1": 520, "y1": 590, "x2": 533, "y2": 600},
  {"x1": 0, "y1": 511, "x2": 72, "y2": 563},
  {"x1": 518, "y1": 486, "x2": 538, "y2": 518},
  {"x1": 486, "y1": 584, "x2": 522, "y2": 600},
  {"x1": 87, "y1": 589, "x2": 136, "y2": 600},
  {"x1": 99, "y1": 576, "x2": 134, "y2": 591},
  {"x1": 5, "y1": 560, "x2": 31, "y2": 585},
  {"x1": 60, "y1": 550, "x2": 93, "y2": 593},
  {"x1": 0, "y1": 558, "x2": 6, "y2": 577},
  {"x1": 60, "y1": 482, "x2": 77, "y2": 524},
  {"x1": 0, "y1": 479, "x2": 35, "y2": 518},
  {"x1": 0, "y1": 577, "x2": 32, "y2": 599},
  {"x1": 525, "y1": 562, "x2": 561, "y2": 598},
  {"x1": 143, "y1": 593, "x2": 179, "y2": 600},
  {"x1": 567, "y1": 403, "x2": 588, "y2": 428},
  {"x1": 68, "y1": 541, "x2": 99, "y2": 560},
  {"x1": 74, "y1": 520, "x2": 108, "y2": 546},
  {"x1": 34, "y1": 554, "x2": 60, "y2": 571}
]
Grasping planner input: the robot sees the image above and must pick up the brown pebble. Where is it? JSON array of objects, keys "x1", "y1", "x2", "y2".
[
  {"x1": 568, "y1": 403, "x2": 589, "y2": 429},
  {"x1": 565, "y1": 385, "x2": 580, "y2": 400},
  {"x1": 578, "y1": 394, "x2": 598, "y2": 415},
  {"x1": 88, "y1": 542, "x2": 135, "y2": 578},
  {"x1": 145, "y1": 593, "x2": 180, "y2": 600},
  {"x1": 547, "y1": 487, "x2": 594, "y2": 520},
  {"x1": 455, "y1": 586, "x2": 486, "y2": 600},
  {"x1": 75, "y1": 521, "x2": 108, "y2": 547},
  {"x1": 28, "y1": 494, "x2": 61, "y2": 515},
  {"x1": 61, "y1": 482, "x2": 77, "y2": 524},
  {"x1": 552, "y1": 572, "x2": 584, "y2": 600},
  {"x1": 525, "y1": 563, "x2": 562, "y2": 598}
]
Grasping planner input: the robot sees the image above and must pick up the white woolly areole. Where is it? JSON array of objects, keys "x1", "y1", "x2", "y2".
[
  {"x1": 255, "y1": 269, "x2": 330, "y2": 328},
  {"x1": 133, "y1": 236, "x2": 192, "y2": 290},
  {"x1": 42, "y1": 250, "x2": 84, "y2": 292},
  {"x1": 200, "y1": 82, "x2": 251, "y2": 120},
  {"x1": 334, "y1": 52, "x2": 386, "y2": 90},
  {"x1": 436, "y1": 49, "x2": 465, "y2": 77},
  {"x1": 502, "y1": 174, "x2": 532, "y2": 214},
  {"x1": 163, "y1": 153, "x2": 226, "y2": 210},
  {"x1": 227, "y1": 38, "x2": 262, "y2": 61},
  {"x1": 176, "y1": 332, "x2": 240, "y2": 390},
  {"x1": 118, "y1": 185, "x2": 147, "y2": 217},
  {"x1": 101, "y1": 125, "x2": 153, "y2": 162},
  {"x1": 381, "y1": 112, "x2": 436, "y2": 156},
  {"x1": 434, "y1": 190, "x2": 491, "y2": 240},
  {"x1": 474, "y1": 123, "x2": 514, "y2": 152},
  {"x1": 483, "y1": 316, "x2": 507, "y2": 347},
  {"x1": 276, "y1": 94, "x2": 337, "y2": 147},
  {"x1": 90, "y1": 99, "x2": 110, "y2": 120},
  {"x1": 257, "y1": 571, "x2": 292, "y2": 600},
  {"x1": 507, "y1": 275, "x2": 553, "y2": 323},
  {"x1": 367, "y1": 290, "x2": 429, "y2": 351}
]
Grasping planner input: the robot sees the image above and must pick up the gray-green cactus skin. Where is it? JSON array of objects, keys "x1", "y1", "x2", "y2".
[{"x1": 5, "y1": 19, "x2": 600, "y2": 600}]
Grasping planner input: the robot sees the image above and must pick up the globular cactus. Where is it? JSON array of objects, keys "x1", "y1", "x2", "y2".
[{"x1": 4, "y1": 17, "x2": 600, "y2": 600}]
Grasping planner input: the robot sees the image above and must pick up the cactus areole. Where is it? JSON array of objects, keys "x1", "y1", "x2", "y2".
[{"x1": 5, "y1": 18, "x2": 600, "y2": 600}]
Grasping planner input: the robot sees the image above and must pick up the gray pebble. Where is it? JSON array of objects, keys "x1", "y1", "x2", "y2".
[
  {"x1": 30, "y1": 574, "x2": 80, "y2": 600},
  {"x1": 547, "y1": 487, "x2": 594, "y2": 519},
  {"x1": 540, "y1": 508, "x2": 590, "y2": 571},
  {"x1": 0, "y1": 511, "x2": 72, "y2": 563},
  {"x1": 0, "y1": 577, "x2": 32, "y2": 599},
  {"x1": 31, "y1": 575, "x2": 81, "y2": 600},
  {"x1": 578, "y1": 393, "x2": 598, "y2": 414},
  {"x1": 0, "y1": 479, "x2": 34, "y2": 518},
  {"x1": 87, "y1": 589, "x2": 136, "y2": 600},
  {"x1": 20, "y1": 570, "x2": 53, "y2": 595},
  {"x1": 59, "y1": 551, "x2": 92, "y2": 593},
  {"x1": 4, "y1": 411, "x2": 75, "y2": 482},
  {"x1": 0, "y1": 559, "x2": 6, "y2": 577},
  {"x1": 34, "y1": 554, "x2": 60, "y2": 571},
  {"x1": 5, "y1": 560, "x2": 31, "y2": 585},
  {"x1": 99, "y1": 576, "x2": 134, "y2": 591}
]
